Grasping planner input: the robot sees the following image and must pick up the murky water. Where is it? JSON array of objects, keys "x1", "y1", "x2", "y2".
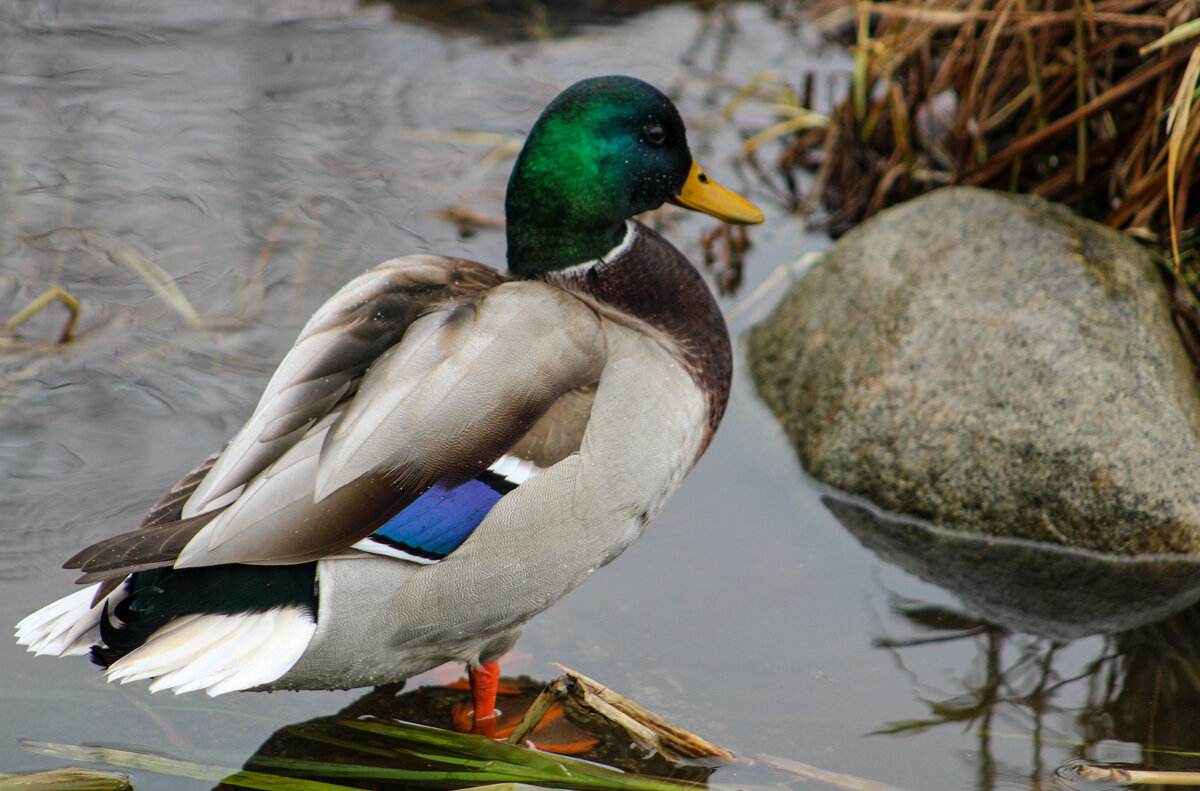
[{"x1": 2, "y1": 2, "x2": 1196, "y2": 790}]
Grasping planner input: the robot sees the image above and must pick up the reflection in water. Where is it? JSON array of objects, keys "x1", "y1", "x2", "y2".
[
  {"x1": 824, "y1": 494, "x2": 1200, "y2": 640},
  {"x1": 385, "y1": 0, "x2": 693, "y2": 40},
  {"x1": 825, "y1": 493, "x2": 1200, "y2": 788},
  {"x1": 875, "y1": 608, "x2": 1067, "y2": 791},
  {"x1": 1092, "y1": 609, "x2": 1200, "y2": 773},
  {"x1": 876, "y1": 605, "x2": 1200, "y2": 790}
]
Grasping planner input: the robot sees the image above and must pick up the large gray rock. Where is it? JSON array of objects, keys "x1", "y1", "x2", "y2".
[{"x1": 750, "y1": 186, "x2": 1200, "y2": 555}]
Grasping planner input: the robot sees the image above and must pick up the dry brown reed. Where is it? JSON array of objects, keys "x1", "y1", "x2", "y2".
[{"x1": 778, "y1": 0, "x2": 1200, "y2": 266}]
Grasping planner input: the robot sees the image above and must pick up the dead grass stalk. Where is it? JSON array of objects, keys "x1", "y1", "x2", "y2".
[{"x1": 776, "y1": 0, "x2": 1200, "y2": 267}]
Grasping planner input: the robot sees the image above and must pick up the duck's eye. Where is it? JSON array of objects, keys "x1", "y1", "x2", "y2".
[{"x1": 643, "y1": 124, "x2": 667, "y2": 146}]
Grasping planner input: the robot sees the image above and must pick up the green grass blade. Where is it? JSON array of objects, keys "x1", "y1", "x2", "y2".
[
  {"x1": 1141, "y1": 19, "x2": 1200, "y2": 55},
  {"x1": 329, "y1": 719, "x2": 702, "y2": 791}
]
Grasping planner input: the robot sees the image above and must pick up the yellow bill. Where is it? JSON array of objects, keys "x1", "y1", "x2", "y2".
[{"x1": 669, "y1": 161, "x2": 764, "y2": 225}]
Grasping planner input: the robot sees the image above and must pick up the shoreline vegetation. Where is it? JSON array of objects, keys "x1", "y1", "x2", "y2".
[{"x1": 766, "y1": 0, "x2": 1198, "y2": 270}]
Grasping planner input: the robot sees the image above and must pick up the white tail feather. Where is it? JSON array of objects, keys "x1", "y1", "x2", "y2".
[
  {"x1": 107, "y1": 608, "x2": 315, "y2": 696},
  {"x1": 15, "y1": 583, "x2": 126, "y2": 657},
  {"x1": 107, "y1": 615, "x2": 240, "y2": 683},
  {"x1": 205, "y1": 613, "x2": 314, "y2": 696},
  {"x1": 149, "y1": 615, "x2": 275, "y2": 693}
]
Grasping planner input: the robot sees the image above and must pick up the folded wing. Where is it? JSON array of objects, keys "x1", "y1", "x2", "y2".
[
  {"x1": 67, "y1": 264, "x2": 606, "y2": 579},
  {"x1": 184, "y1": 255, "x2": 505, "y2": 517}
]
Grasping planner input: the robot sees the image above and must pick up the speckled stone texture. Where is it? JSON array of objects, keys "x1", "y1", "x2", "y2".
[{"x1": 750, "y1": 186, "x2": 1200, "y2": 555}]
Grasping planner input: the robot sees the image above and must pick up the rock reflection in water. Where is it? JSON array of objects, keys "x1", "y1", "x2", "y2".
[
  {"x1": 823, "y1": 493, "x2": 1200, "y2": 640},
  {"x1": 825, "y1": 491, "x2": 1200, "y2": 785}
]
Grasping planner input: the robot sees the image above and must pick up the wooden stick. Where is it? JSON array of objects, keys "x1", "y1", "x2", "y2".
[
  {"x1": 506, "y1": 665, "x2": 735, "y2": 764},
  {"x1": 505, "y1": 677, "x2": 568, "y2": 748},
  {"x1": 1077, "y1": 764, "x2": 1200, "y2": 786}
]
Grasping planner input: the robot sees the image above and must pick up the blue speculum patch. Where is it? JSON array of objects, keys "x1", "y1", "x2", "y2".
[{"x1": 368, "y1": 474, "x2": 516, "y2": 560}]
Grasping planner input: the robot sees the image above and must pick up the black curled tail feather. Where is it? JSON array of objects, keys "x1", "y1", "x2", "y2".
[{"x1": 93, "y1": 596, "x2": 143, "y2": 668}]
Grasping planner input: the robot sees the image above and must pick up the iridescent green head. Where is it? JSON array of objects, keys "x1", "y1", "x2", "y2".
[{"x1": 505, "y1": 75, "x2": 762, "y2": 276}]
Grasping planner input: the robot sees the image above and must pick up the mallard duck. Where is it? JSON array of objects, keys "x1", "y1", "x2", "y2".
[{"x1": 15, "y1": 75, "x2": 763, "y2": 736}]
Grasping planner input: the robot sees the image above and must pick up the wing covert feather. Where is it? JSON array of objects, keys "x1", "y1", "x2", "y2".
[
  {"x1": 139, "y1": 449, "x2": 222, "y2": 529},
  {"x1": 184, "y1": 256, "x2": 505, "y2": 516},
  {"x1": 507, "y1": 386, "x2": 595, "y2": 467},
  {"x1": 313, "y1": 281, "x2": 606, "y2": 500}
]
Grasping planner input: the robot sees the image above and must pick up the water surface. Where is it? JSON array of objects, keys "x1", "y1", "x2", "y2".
[{"x1": 1, "y1": 3, "x2": 1191, "y2": 790}]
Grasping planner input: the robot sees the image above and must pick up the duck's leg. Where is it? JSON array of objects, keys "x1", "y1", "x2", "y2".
[{"x1": 468, "y1": 660, "x2": 501, "y2": 737}]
